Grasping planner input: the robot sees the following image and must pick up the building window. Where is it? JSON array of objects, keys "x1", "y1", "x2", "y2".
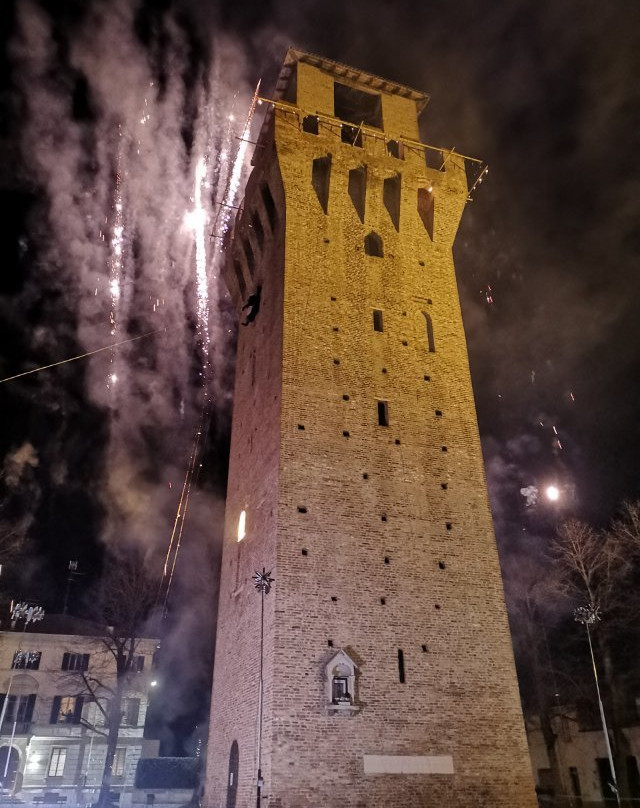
[
  {"x1": 113, "y1": 748, "x2": 126, "y2": 777},
  {"x1": 250, "y1": 209, "x2": 264, "y2": 251},
  {"x1": 122, "y1": 698, "x2": 140, "y2": 727},
  {"x1": 377, "y1": 400, "x2": 389, "y2": 427},
  {"x1": 348, "y1": 165, "x2": 366, "y2": 223},
  {"x1": 387, "y1": 139, "x2": 404, "y2": 160},
  {"x1": 383, "y1": 173, "x2": 401, "y2": 232},
  {"x1": 12, "y1": 650, "x2": 41, "y2": 670},
  {"x1": 334, "y1": 82, "x2": 383, "y2": 129},
  {"x1": 50, "y1": 695, "x2": 83, "y2": 724},
  {"x1": 423, "y1": 311, "x2": 435, "y2": 353},
  {"x1": 373, "y1": 309, "x2": 384, "y2": 332},
  {"x1": 312, "y1": 155, "x2": 332, "y2": 215},
  {"x1": 364, "y1": 232, "x2": 383, "y2": 257},
  {"x1": 134, "y1": 655, "x2": 145, "y2": 673},
  {"x1": 417, "y1": 187, "x2": 434, "y2": 240},
  {"x1": 61, "y1": 652, "x2": 89, "y2": 672},
  {"x1": 302, "y1": 115, "x2": 319, "y2": 135},
  {"x1": 341, "y1": 124, "x2": 363, "y2": 148},
  {"x1": 48, "y1": 747, "x2": 67, "y2": 777},
  {"x1": 2, "y1": 694, "x2": 36, "y2": 727}
]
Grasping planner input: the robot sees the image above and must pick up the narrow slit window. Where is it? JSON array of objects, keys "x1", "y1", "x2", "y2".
[
  {"x1": 364, "y1": 232, "x2": 383, "y2": 257},
  {"x1": 312, "y1": 155, "x2": 332, "y2": 215},
  {"x1": 423, "y1": 311, "x2": 435, "y2": 352},
  {"x1": 233, "y1": 260, "x2": 246, "y2": 300},
  {"x1": 397, "y1": 649, "x2": 405, "y2": 683},
  {"x1": 377, "y1": 400, "x2": 389, "y2": 427},
  {"x1": 243, "y1": 239, "x2": 256, "y2": 278},
  {"x1": 348, "y1": 166, "x2": 367, "y2": 223},
  {"x1": 302, "y1": 115, "x2": 319, "y2": 135},
  {"x1": 260, "y1": 183, "x2": 277, "y2": 231},
  {"x1": 373, "y1": 309, "x2": 384, "y2": 332},
  {"x1": 250, "y1": 210, "x2": 264, "y2": 250},
  {"x1": 387, "y1": 139, "x2": 404, "y2": 160},
  {"x1": 417, "y1": 187, "x2": 435, "y2": 240},
  {"x1": 383, "y1": 173, "x2": 401, "y2": 232}
]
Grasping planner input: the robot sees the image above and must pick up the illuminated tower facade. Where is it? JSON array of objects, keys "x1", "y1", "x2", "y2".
[{"x1": 207, "y1": 50, "x2": 536, "y2": 808}]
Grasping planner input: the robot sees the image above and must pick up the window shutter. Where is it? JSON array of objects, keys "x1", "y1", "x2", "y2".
[
  {"x1": 25, "y1": 694, "x2": 37, "y2": 723},
  {"x1": 61, "y1": 653, "x2": 70, "y2": 671},
  {"x1": 50, "y1": 696, "x2": 62, "y2": 724},
  {"x1": 82, "y1": 654, "x2": 90, "y2": 671},
  {"x1": 73, "y1": 696, "x2": 84, "y2": 724}
]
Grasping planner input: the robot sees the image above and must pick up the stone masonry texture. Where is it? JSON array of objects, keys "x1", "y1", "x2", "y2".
[{"x1": 206, "y1": 50, "x2": 537, "y2": 808}]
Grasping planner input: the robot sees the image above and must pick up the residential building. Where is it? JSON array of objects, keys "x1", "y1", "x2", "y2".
[
  {"x1": 527, "y1": 710, "x2": 640, "y2": 805},
  {"x1": 0, "y1": 615, "x2": 159, "y2": 806}
]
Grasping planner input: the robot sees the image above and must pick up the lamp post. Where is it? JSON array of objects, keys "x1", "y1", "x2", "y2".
[
  {"x1": 574, "y1": 604, "x2": 620, "y2": 807},
  {"x1": 0, "y1": 602, "x2": 45, "y2": 786},
  {"x1": 253, "y1": 568, "x2": 274, "y2": 808}
]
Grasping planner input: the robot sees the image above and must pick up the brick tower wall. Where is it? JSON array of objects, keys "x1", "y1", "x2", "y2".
[{"x1": 206, "y1": 53, "x2": 537, "y2": 808}]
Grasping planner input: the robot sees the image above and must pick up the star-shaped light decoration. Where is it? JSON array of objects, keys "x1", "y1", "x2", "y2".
[
  {"x1": 574, "y1": 603, "x2": 601, "y2": 626},
  {"x1": 253, "y1": 568, "x2": 274, "y2": 595}
]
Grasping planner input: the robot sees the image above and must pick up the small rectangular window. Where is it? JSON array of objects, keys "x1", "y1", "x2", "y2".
[
  {"x1": 12, "y1": 650, "x2": 41, "y2": 670},
  {"x1": 134, "y1": 655, "x2": 145, "y2": 672},
  {"x1": 373, "y1": 310, "x2": 384, "y2": 332},
  {"x1": 377, "y1": 400, "x2": 389, "y2": 427},
  {"x1": 341, "y1": 124, "x2": 363, "y2": 148},
  {"x1": 61, "y1": 652, "x2": 89, "y2": 672},
  {"x1": 122, "y1": 698, "x2": 140, "y2": 727},
  {"x1": 302, "y1": 115, "x2": 319, "y2": 135},
  {"x1": 397, "y1": 649, "x2": 405, "y2": 683},
  {"x1": 113, "y1": 748, "x2": 126, "y2": 777},
  {"x1": 48, "y1": 747, "x2": 67, "y2": 777}
]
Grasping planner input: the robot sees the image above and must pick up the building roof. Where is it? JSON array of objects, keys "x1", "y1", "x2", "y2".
[
  {"x1": 0, "y1": 613, "x2": 159, "y2": 640},
  {"x1": 274, "y1": 48, "x2": 430, "y2": 113}
]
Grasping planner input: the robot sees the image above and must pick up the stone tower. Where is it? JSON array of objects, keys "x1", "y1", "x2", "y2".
[{"x1": 207, "y1": 50, "x2": 536, "y2": 808}]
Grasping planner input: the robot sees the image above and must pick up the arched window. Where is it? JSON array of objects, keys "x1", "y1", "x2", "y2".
[
  {"x1": 226, "y1": 741, "x2": 239, "y2": 808},
  {"x1": 423, "y1": 311, "x2": 435, "y2": 352},
  {"x1": 364, "y1": 232, "x2": 383, "y2": 257}
]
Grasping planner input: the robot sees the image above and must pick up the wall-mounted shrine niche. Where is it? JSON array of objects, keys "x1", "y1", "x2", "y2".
[{"x1": 325, "y1": 649, "x2": 359, "y2": 716}]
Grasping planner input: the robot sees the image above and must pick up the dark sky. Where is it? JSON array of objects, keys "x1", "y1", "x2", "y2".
[{"x1": 1, "y1": 0, "x2": 639, "y2": 748}]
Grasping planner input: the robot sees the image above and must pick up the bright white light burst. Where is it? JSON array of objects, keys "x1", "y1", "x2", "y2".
[{"x1": 546, "y1": 485, "x2": 560, "y2": 502}]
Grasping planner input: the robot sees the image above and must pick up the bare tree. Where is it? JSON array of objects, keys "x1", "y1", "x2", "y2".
[
  {"x1": 62, "y1": 552, "x2": 160, "y2": 808},
  {"x1": 550, "y1": 516, "x2": 639, "y2": 801}
]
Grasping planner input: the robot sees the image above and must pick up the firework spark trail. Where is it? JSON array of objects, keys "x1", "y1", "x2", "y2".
[
  {"x1": 213, "y1": 81, "x2": 261, "y2": 248},
  {"x1": 184, "y1": 157, "x2": 210, "y2": 351}
]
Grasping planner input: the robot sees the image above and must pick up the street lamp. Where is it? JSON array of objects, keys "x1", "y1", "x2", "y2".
[
  {"x1": 0, "y1": 602, "x2": 45, "y2": 786},
  {"x1": 253, "y1": 568, "x2": 274, "y2": 808},
  {"x1": 574, "y1": 604, "x2": 620, "y2": 807}
]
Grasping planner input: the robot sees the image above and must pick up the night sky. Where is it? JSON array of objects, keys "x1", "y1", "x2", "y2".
[{"x1": 1, "y1": 0, "x2": 639, "y2": 749}]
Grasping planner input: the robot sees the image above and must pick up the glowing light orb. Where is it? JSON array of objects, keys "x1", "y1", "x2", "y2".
[
  {"x1": 546, "y1": 485, "x2": 560, "y2": 502},
  {"x1": 110, "y1": 373, "x2": 118, "y2": 384}
]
